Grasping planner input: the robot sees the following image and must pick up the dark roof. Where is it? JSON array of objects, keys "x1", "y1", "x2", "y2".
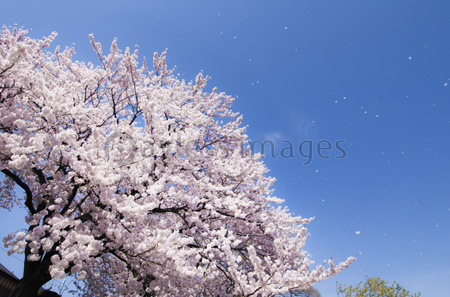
[{"x1": 0, "y1": 263, "x2": 19, "y2": 281}]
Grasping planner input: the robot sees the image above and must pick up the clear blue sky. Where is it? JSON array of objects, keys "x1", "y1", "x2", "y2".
[{"x1": 1, "y1": 1, "x2": 449, "y2": 296}]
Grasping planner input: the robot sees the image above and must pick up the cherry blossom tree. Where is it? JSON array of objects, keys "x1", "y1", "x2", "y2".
[{"x1": 0, "y1": 26, "x2": 355, "y2": 297}]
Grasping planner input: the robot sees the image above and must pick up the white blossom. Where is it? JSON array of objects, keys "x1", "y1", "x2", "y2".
[{"x1": 0, "y1": 26, "x2": 354, "y2": 297}]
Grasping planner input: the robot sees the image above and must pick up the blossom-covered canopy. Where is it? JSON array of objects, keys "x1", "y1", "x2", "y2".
[{"x1": 0, "y1": 26, "x2": 354, "y2": 297}]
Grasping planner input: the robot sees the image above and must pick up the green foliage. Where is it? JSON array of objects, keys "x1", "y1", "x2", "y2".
[{"x1": 337, "y1": 277, "x2": 421, "y2": 297}]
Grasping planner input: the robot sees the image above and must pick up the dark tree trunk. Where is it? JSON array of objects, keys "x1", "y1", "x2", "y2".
[
  {"x1": 12, "y1": 277, "x2": 43, "y2": 297},
  {"x1": 12, "y1": 248, "x2": 55, "y2": 297}
]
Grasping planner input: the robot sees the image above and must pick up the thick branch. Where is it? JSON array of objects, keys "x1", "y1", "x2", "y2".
[{"x1": 1, "y1": 169, "x2": 36, "y2": 214}]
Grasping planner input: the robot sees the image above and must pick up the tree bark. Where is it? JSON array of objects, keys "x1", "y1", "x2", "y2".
[
  {"x1": 12, "y1": 277, "x2": 43, "y2": 297},
  {"x1": 12, "y1": 252, "x2": 54, "y2": 297}
]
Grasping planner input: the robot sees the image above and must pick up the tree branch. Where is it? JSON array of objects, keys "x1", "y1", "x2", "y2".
[{"x1": 1, "y1": 169, "x2": 36, "y2": 214}]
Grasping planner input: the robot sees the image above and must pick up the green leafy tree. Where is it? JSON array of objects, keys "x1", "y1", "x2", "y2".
[{"x1": 337, "y1": 277, "x2": 421, "y2": 297}]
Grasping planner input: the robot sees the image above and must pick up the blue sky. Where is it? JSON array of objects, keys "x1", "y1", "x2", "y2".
[{"x1": 1, "y1": 1, "x2": 450, "y2": 296}]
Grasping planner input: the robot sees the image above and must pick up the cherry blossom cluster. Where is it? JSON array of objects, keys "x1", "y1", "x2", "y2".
[{"x1": 0, "y1": 26, "x2": 354, "y2": 297}]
